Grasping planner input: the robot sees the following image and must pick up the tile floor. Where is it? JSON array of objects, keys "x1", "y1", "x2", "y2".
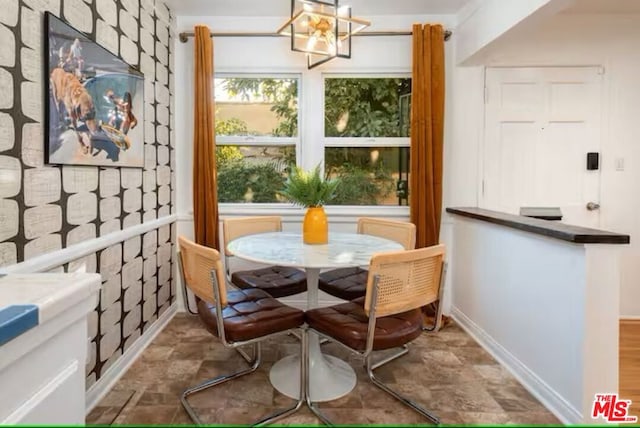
[{"x1": 87, "y1": 313, "x2": 560, "y2": 425}]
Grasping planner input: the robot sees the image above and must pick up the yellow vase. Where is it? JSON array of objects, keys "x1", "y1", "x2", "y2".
[{"x1": 303, "y1": 206, "x2": 328, "y2": 245}]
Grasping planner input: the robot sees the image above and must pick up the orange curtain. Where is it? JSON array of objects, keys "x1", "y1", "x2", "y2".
[
  {"x1": 410, "y1": 24, "x2": 445, "y2": 248},
  {"x1": 193, "y1": 26, "x2": 219, "y2": 249}
]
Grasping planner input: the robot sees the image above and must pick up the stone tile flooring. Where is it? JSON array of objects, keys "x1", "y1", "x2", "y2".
[{"x1": 87, "y1": 313, "x2": 560, "y2": 425}]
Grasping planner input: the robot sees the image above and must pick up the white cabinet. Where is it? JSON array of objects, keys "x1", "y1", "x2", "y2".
[{"x1": 0, "y1": 274, "x2": 100, "y2": 424}]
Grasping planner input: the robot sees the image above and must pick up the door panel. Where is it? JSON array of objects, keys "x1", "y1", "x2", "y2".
[
  {"x1": 501, "y1": 82, "x2": 542, "y2": 112},
  {"x1": 497, "y1": 122, "x2": 537, "y2": 209},
  {"x1": 483, "y1": 67, "x2": 603, "y2": 228}
]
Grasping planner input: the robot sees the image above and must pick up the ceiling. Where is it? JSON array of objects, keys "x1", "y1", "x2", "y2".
[
  {"x1": 562, "y1": 0, "x2": 640, "y2": 14},
  {"x1": 165, "y1": 0, "x2": 473, "y2": 16}
]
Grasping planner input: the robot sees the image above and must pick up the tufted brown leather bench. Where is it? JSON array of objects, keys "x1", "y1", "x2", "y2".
[
  {"x1": 305, "y1": 297, "x2": 423, "y2": 351},
  {"x1": 318, "y1": 267, "x2": 369, "y2": 301},
  {"x1": 197, "y1": 288, "x2": 304, "y2": 343},
  {"x1": 231, "y1": 266, "x2": 307, "y2": 299}
]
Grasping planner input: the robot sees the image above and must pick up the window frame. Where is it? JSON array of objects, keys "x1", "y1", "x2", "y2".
[
  {"x1": 213, "y1": 71, "x2": 412, "y2": 212},
  {"x1": 214, "y1": 73, "x2": 302, "y2": 206},
  {"x1": 322, "y1": 73, "x2": 412, "y2": 207},
  {"x1": 322, "y1": 72, "x2": 412, "y2": 144}
]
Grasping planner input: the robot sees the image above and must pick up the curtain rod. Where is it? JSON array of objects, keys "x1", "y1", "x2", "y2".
[{"x1": 178, "y1": 29, "x2": 452, "y2": 43}]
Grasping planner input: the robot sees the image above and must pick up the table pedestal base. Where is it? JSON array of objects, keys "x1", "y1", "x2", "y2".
[{"x1": 269, "y1": 333, "x2": 356, "y2": 402}]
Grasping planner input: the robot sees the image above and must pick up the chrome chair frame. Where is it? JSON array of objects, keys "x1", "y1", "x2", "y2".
[
  {"x1": 178, "y1": 257, "x2": 307, "y2": 426},
  {"x1": 422, "y1": 262, "x2": 448, "y2": 332},
  {"x1": 177, "y1": 251, "x2": 198, "y2": 315},
  {"x1": 306, "y1": 275, "x2": 440, "y2": 426},
  {"x1": 356, "y1": 261, "x2": 447, "y2": 369}
]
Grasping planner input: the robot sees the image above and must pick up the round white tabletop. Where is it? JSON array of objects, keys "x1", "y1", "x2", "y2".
[
  {"x1": 227, "y1": 231, "x2": 403, "y2": 402},
  {"x1": 227, "y1": 231, "x2": 404, "y2": 269}
]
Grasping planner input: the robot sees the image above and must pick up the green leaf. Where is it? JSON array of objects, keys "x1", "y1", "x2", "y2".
[{"x1": 279, "y1": 164, "x2": 341, "y2": 208}]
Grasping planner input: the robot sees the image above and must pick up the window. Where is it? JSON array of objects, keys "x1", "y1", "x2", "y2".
[
  {"x1": 323, "y1": 76, "x2": 411, "y2": 206},
  {"x1": 215, "y1": 76, "x2": 299, "y2": 203},
  {"x1": 214, "y1": 74, "x2": 412, "y2": 208}
]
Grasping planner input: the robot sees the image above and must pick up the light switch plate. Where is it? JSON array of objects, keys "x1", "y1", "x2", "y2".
[{"x1": 615, "y1": 158, "x2": 625, "y2": 171}]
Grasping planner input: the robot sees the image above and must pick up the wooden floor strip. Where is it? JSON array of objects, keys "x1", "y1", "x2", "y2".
[{"x1": 620, "y1": 320, "x2": 640, "y2": 423}]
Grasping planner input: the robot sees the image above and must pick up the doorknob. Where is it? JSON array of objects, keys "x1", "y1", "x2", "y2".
[{"x1": 586, "y1": 202, "x2": 600, "y2": 211}]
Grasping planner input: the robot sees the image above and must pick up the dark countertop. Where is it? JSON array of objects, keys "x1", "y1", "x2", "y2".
[{"x1": 446, "y1": 207, "x2": 630, "y2": 245}]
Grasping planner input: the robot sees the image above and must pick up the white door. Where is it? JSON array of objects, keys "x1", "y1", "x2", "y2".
[{"x1": 482, "y1": 67, "x2": 603, "y2": 228}]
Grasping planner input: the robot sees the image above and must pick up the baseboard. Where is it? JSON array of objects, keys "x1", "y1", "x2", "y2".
[
  {"x1": 451, "y1": 307, "x2": 581, "y2": 425},
  {"x1": 85, "y1": 304, "x2": 177, "y2": 413},
  {"x1": 620, "y1": 316, "x2": 640, "y2": 322}
]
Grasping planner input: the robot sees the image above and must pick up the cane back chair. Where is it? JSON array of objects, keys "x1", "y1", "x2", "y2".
[
  {"x1": 319, "y1": 217, "x2": 416, "y2": 301},
  {"x1": 177, "y1": 236, "x2": 307, "y2": 425},
  {"x1": 305, "y1": 244, "x2": 446, "y2": 425}
]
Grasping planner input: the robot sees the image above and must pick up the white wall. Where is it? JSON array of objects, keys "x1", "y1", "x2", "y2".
[
  {"x1": 454, "y1": 13, "x2": 640, "y2": 317},
  {"x1": 173, "y1": 14, "x2": 458, "y2": 311},
  {"x1": 450, "y1": 215, "x2": 621, "y2": 423},
  {"x1": 454, "y1": 0, "x2": 558, "y2": 64}
]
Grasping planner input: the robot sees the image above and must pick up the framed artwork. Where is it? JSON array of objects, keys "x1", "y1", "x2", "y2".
[{"x1": 45, "y1": 12, "x2": 144, "y2": 167}]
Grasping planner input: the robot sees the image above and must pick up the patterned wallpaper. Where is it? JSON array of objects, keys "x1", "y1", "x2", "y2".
[{"x1": 0, "y1": 0, "x2": 176, "y2": 389}]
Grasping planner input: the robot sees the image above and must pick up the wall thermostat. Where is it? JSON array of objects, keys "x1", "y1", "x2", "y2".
[{"x1": 587, "y1": 152, "x2": 599, "y2": 170}]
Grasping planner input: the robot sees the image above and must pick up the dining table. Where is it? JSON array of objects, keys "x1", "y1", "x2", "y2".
[{"x1": 226, "y1": 231, "x2": 403, "y2": 402}]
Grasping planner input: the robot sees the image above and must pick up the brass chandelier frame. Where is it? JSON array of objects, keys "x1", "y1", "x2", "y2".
[{"x1": 276, "y1": 0, "x2": 371, "y2": 69}]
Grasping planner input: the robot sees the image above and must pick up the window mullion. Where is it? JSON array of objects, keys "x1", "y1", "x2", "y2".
[
  {"x1": 217, "y1": 136, "x2": 299, "y2": 146},
  {"x1": 324, "y1": 137, "x2": 410, "y2": 147},
  {"x1": 301, "y1": 69, "x2": 325, "y2": 171}
]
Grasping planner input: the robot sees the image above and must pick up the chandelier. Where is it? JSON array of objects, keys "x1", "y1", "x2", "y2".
[{"x1": 277, "y1": 0, "x2": 371, "y2": 69}]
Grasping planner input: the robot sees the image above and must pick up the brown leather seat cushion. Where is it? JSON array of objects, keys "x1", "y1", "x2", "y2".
[
  {"x1": 319, "y1": 267, "x2": 368, "y2": 301},
  {"x1": 231, "y1": 266, "x2": 307, "y2": 298},
  {"x1": 305, "y1": 297, "x2": 423, "y2": 351},
  {"x1": 197, "y1": 288, "x2": 304, "y2": 343}
]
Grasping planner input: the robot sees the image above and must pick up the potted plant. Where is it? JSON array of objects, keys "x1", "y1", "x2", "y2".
[{"x1": 280, "y1": 165, "x2": 340, "y2": 244}]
